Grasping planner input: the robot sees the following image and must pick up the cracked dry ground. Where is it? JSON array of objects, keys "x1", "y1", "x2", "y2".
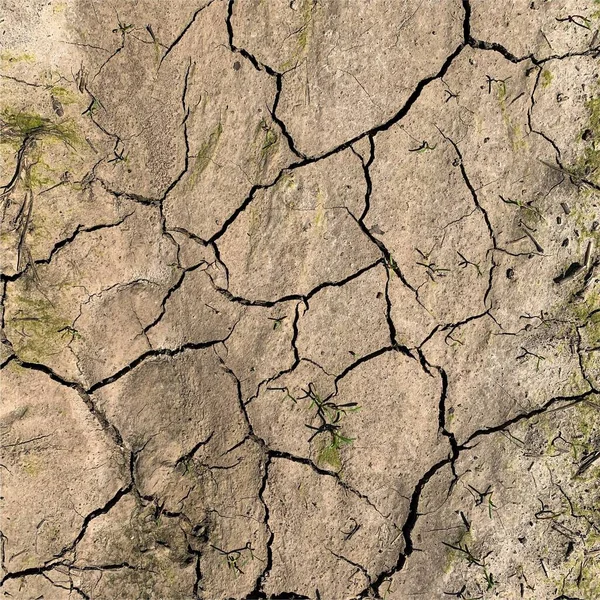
[{"x1": 1, "y1": 2, "x2": 600, "y2": 600}]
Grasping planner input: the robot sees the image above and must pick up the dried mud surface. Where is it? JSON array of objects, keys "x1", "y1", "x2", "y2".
[{"x1": 1, "y1": 1, "x2": 599, "y2": 599}]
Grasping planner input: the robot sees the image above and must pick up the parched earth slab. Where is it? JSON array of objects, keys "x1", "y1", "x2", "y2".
[
  {"x1": 423, "y1": 48, "x2": 562, "y2": 252},
  {"x1": 247, "y1": 359, "x2": 338, "y2": 461},
  {"x1": 217, "y1": 150, "x2": 379, "y2": 302},
  {"x1": 0, "y1": 573, "x2": 74, "y2": 600},
  {"x1": 0, "y1": 364, "x2": 126, "y2": 574},
  {"x1": 92, "y1": 348, "x2": 248, "y2": 505},
  {"x1": 214, "y1": 300, "x2": 298, "y2": 402},
  {"x1": 232, "y1": 0, "x2": 465, "y2": 157},
  {"x1": 423, "y1": 315, "x2": 590, "y2": 444},
  {"x1": 159, "y1": 0, "x2": 296, "y2": 241},
  {"x1": 296, "y1": 263, "x2": 391, "y2": 375},
  {"x1": 249, "y1": 349, "x2": 448, "y2": 523},
  {"x1": 3, "y1": 205, "x2": 180, "y2": 386},
  {"x1": 70, "y1": 494, "x2": 196, "y2": 600},
  {"x1": 470, "y1": 0, "x2": 600, "y2": 61},
  {"x1": 331, "y1": 350, "x2": 450, "y2": 519},
  {"x1": 385, "y1": 396, "x2": 600, "y2": 599},
  {"x1": 263, "y1": 457, "x2": 399, "y2": 600},
  {"x1": 3, "y1": 1, "x2": 600, "y2": 599}
]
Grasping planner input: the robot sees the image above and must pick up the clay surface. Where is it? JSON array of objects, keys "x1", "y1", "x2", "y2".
[{"x1": 1, "y1": 1, "x2": 599, "y2": 599}]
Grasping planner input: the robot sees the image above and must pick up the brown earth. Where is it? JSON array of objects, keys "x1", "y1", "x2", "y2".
[{"x1": 1, "y1": 1, "x2": 599, "y2": 599}]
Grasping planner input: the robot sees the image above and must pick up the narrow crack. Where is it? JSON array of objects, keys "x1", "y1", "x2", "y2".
[
  {"x1": 160, "y1": 0, "x2": 218, "y2": 66},
  {"x1": 87, "y1": 333, "x2": 234, "y2": 394},
  {"x1": 246, "y1": 453, "x2": 273, "y2": 598},
  {"x1": 356, "y1": 385, "x2": 597, "y2": 597},
  {"x1": 268, "y1": 451, "x2": 387, "y2": 519},
  {"x1": 225, "y1": 0, "x2": 305, "y2": 160},
  {"x1": 333, "y1": 345, "x2": 409, "y2": 395},
  {"x1": 384, "y1": 265, "x2": 398, "y2": 347},
  {"x1": 464, "y1": 388, "x2": 597, "y2": 445},
  {"x1": 143, "y1": 260, "x2": 208, "y2": 335},
  {"x1": 214, "y1": 257, "x2": 384, "y2": 308},
  {"x1": 0, "y1": 484, "x2": 133, "y2": 586},
  {"x1": 438, "y1": 131, "x2": 497, "y2": 249},
  {"x1": 11, "y1": 356, "x2": 124, "y2": 447},
  {"x1": 467, "y1": 34, "x2": 600, "y2": 66},
  {"x1": 2, "y1": 212, "x2": 135, "y2": 285}
]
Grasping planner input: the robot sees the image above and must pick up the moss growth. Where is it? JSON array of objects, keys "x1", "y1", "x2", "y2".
[
  {"x1": 22, "y1": 454, "x2": 42, "y2": 476},
  {"x1": 26, "y1": 158, "x2": 57, "y2": 190},
  {"x1": 0, "y1": 51, "x2": 35, "y2": 64},
  {"x1": 317, "y1": 441, "x2": 342, "y2": 470},
  {"x1": 297, "y1": 0, "x2": 314, "y2": 51},
  {"x1": 553, "y1": 551, "x2": 600, "y2": 598},
  {"x1": 50, "y1": 85, "x2": 78, "y2": 106},
  {"x1": 188, "y1": 121, "x2": 222, "y2": 187},
  {"x1": 541, "y1": 69, "x2": 553, "y2": 88},
  {"x1": 496, "y1": 83, "x2": 527, "y2": 152},
  {"x1": 6, "y1": 287, "x2": 75, "y2": 362},
  {"x1": 0, "y1": 107, "x2": 80, "y2": 148},
  {"x1": 568, "y1": 202, "x2": 600, "y2": 257},
  {"x1": 443, "y1": 529, "x2": 473, "y2": 574},
  {"x1": 252, "y1": 118, "x2": 279, "y2": 179},
  {"x1": 314, "y1": 427, "x2": 354, "y2": 471},
  {"x1": 574, "y1": 93, "x2": 600, "y2": 186},
  {"x1": 278, "y1": 172, "x2": 297, "y2": 191},
  {"x1": 280, "y1": 0, "x2": 317, "y2": 70},
  {"x1": 570, "y1": 289, "x2": 599, "y2": 323},
  {"x1": 314, "y1": 187, "x2": 326, "y2": 228}
]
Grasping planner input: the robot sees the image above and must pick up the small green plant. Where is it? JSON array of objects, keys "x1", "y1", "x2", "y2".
[
  {"x1": 268, "y1": 315, "x2": 287, "y2": 330},
  {"x1": 386, "y1": 254, "x2": 398, "y2": 271},
  {"x1": 300, "y1": 383, "x2": 359, "y2": 470},
  {"x1": 516, "y1": 347, "x2": 546, "y2": 371},
  {"x1": 443, "y1": 540, "x2": 494, "y2": 595},
  {"x1": 188, "y1": 122, "x2": 223, "y2": 187},
  {"x1": 457, "y1": 251, "x2": 482, "y2": 276},
  {"x1": 466, "y1": 484, "x2": 497, "y2": 519},
  {"x1": 442, "y1": 541, "x2": 488, "y2": 568},
  {"x1": 498, "y1": 194, "x2": 543, "y2": 220},
  {"x1": 210, "y1": 542, "x2": 256, "y2": 577},
  {"x1": 409, "y1": 140, "x2": 437, "y2": 153},
  {"x1": 483, "y1": 568, "x2": 495, "y2": 591},
  {"x1": 487, "y1": 75, "x2": 511, "y2": 99},
  {"x1": 541, "y1": 69, "x2": 553, "y2": 88},
  {"x1": 112, "y1": 20, "x2": 135, "y2": 36},
  {"x1": 380, "y1": 577, "x2": 394, "y2": 599},
  {"x1": 446, "y1": 332, "x2": 465, "y2": 347},
  {"x1": 58, "y1": 324, "x2": 82, "y2": 342},
  {"x1": 416, "y1": 247, "x2": 450, "y2": 281}
]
